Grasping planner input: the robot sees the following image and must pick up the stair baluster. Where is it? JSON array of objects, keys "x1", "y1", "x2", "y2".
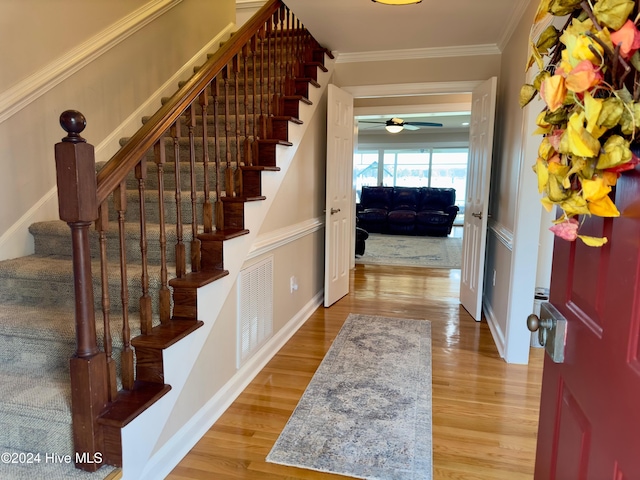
[
  {"x1": 153, "y1": 136, "x2": 172, "y2": 325},
  {"x1": 49, "y1": 0, "x2": 334, "y2": 470}
]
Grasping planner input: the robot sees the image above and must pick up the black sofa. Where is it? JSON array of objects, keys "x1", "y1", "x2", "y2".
[{"x1": 356, "y1": 186, "x2": 459, "y2": 236}]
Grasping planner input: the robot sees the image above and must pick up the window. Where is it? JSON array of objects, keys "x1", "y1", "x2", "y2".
[{"x1": 354, "y1": 148, "x2": 468, "y2": 210}]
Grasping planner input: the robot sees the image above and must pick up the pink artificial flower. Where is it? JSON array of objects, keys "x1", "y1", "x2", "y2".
[
  {"x1": 547, "y1": 129, "x2": 565, "y2": 152},
  {"x1": 549, "y1": 218, "x2": 579, "y2": 242},
  {"x1": 610, "y1": 20, "x2": 640, "y2": 59}
]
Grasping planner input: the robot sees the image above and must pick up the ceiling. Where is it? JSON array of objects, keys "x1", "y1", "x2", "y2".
[
  {"x1": 282, "y1": 0, "x2": 531, "y2": 135},
  {"x1": 282, "y1": 0, "x2": 530, "y2": 56}
]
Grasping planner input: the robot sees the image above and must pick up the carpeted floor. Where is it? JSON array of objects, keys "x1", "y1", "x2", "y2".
[
  {"x1": 267, "y1": 313, "x2": 432, "y2": 480},
  {"x1": 356, "y1": 233, "x2": 462, "y2": 268}
]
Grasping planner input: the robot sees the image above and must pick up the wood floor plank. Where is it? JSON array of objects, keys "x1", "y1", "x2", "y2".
[{"x1": 166, "y1": 264, "x2": 544, "y2": 479}]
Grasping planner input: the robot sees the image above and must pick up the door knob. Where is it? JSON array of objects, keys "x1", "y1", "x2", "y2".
[
  {"x1": 471, "y1": 211, "x2": 482, "y2": 219},
  {"x1": 330, "y1": 208, "x2": 341, "y2": 215},
  {"x1": 526, "y1": 303, "x2": 567, "y2": 363},
  {"x1": 527, "y1": 313, "x2": 552, "y2": 347}
]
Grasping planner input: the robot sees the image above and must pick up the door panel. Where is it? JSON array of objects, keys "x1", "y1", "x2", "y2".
[
  {"x1": 324, "y1": 84, "x2": 353, "y2": 307},
  {"x1": 460, "y1": 77, "x2": 497, "y2": 321},
  {"x1": 536, "y1": 168, "x2": 640, "y2": 479}
]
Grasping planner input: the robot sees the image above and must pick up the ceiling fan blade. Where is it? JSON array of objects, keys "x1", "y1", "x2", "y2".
[
  {"x1": 358, "y1": 120, "x2": 386, "y2": 124},
  {"x1": 405, "y1": 121, "x2": 443, "y2": 127},
  {"x1": 403, "y1": 124, "x2": 419, "y2": 131}
]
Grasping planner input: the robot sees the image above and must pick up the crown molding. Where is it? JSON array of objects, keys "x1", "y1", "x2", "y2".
[
  {"x1": 335, "y1": 43, "x2": 501, "y2": 64},
  {"x1": 235, "y1": 0, "x2": 267, "y2": 10},
  {"x1": 497, "y1": 0, "x2": 532, "y2": 52},
  {"x1": 0, "y1": 0, "x2": 182, "y2": 125},
  {"x1": 343, "y1": 81, "x2": 482, "y2": 99}
]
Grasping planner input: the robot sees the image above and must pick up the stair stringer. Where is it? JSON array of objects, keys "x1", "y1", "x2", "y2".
[{"x1": 119, "y1": 56, "x2": 335, "y2": 480}]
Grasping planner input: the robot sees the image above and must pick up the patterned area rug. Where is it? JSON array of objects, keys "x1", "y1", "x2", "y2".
[
  {"x1": 267, "y1": 314, "x2": 433, "y2": 479},
  {"x1": 356, "y1": 234, "x2": 461, "y2": 268}
]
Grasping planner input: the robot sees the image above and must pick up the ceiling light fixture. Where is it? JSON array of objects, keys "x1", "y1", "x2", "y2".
[
  {"x1": 385, "y1": 124, "x2": 404, "y2": 133},
  {"x1": 372, "y1": 0, "x2": 422, "y2": 4}
]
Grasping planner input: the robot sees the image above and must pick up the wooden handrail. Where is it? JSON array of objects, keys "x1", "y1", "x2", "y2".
[
  {"x1": 96, "y1": 0, "x2": 282, "y2": 203},
  {"x1": 55, "y1": 0, "x2": 330, "y2": 469}
]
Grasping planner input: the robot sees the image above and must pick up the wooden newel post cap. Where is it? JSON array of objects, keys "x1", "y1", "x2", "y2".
[
  {"x1": 55, "y1": 110, "x2": 98, "y2": 223},
  {"x1": 60, "y1": 110, "x2": 87, "y2": 143}
]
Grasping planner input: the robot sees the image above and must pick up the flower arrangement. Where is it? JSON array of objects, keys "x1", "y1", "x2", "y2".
[{"x1": 521, "y1": 0, "x2": 640, "y2": 246}]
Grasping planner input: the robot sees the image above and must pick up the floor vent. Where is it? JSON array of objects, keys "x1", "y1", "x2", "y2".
[{"x1": 237, "y1": 256, "x2": 274, "y2": 368}]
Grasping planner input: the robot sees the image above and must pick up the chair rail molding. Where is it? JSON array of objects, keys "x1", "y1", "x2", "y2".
[{"x1": 0, "y1": 0, "x2": 182, "y2": 125}]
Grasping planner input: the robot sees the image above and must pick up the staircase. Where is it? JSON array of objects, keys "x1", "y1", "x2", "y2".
[{"x1": 0, "y1": 1, "x2": 332, "y2": 477}]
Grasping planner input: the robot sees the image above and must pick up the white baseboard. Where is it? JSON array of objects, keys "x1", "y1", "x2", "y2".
[
  {"x1": 483, "y1": 298, "x2": 506, "y2": 359},
  {"x1": 136, "y1": 290, "x2": 324, "y2": 480},
  {"x1": 0, "y1": 187, "x2": 58, "y2": 260}
]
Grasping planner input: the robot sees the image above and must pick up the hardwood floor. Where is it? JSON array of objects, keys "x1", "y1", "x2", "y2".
[{"x1": 167, "y1": 265, "x2": 544, "y2": 479}]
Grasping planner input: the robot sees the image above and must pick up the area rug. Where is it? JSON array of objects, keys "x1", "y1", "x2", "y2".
[
  {"x1": 266, "y1": 314, "x2": 433, "y2": 479},
  {"x1": 356, "y1": 233, "x2": 461, "y2": 268}
]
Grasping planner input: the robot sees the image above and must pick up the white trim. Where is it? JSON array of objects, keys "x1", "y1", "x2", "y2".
[
  {"x1": 343, "y1": 81, "x2": 483, "y2": 98},
  {"x1": 488, "y1": 219, "x2": 514, "y2": 251},
  {"x1": 335, "y1": 44, "x2": 501, "y2": 64},
  {"x1": 0, "y1": 187, "x2": 58, "y2": 261},
  {"x1": 247, "y1": 217, "x2": 324, "y2": 260},
  {"x1": 497, "y1": 0, "x2": 532, "y2": 52},
  {"x1": 137, "y1": 291, "x2": 324, "y2": 480},
  {"x1": 236, "y1": 0, "x2": 267, "y2": 10},
  {"x1": 0, "y1": 0, "x2": 183, "y2": 125},
  {"x1": 355, "y1": 102, "x2": 471, "y2": 117},
  {"x1": 483, "y1": 298, "x2": 506, "y2": 359}
]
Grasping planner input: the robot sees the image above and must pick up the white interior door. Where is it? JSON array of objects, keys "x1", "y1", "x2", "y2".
[
  {"x1": 460, "y1": 77, "x2": 497, "y2": 321},
  {"x1": 324, "y1": 84, "x2": 354, "y2": 307}
]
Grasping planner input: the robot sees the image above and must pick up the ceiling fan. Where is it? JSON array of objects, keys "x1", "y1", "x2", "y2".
[{"x1": 358, "y1": 117, "x2": 443, "y2": 133}]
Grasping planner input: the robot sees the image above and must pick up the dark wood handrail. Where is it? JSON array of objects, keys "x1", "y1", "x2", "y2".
[
  {"x1": 55, "y1": 0, "x2": 331, "y2": 470},
  {"x1": 96, "y1": 0, "x2": 282, "y2": 203}
]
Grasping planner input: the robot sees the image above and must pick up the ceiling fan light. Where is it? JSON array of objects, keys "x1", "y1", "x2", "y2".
[
  {"x1": 372, "y1": 0, "x2": 422, "y2": 4},
  {"x1": 385, "y1": 124, "x2": 404, "y2": 133}
]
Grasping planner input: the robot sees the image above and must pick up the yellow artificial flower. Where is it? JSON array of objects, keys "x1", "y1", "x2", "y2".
[
  {"x1": 541, "y1": 74, "x2": 567, "y2": 112},
  {"x1": 584, "y1": 92, "x2": 607, "y2": 139},
  {"x1": 596, "y1": 135, "x2": 632, "y2": 169},
  {"x1": 578, "y1": 235, "x2": 609, "y2": 247},
  {"x1": 559, "y1": 112, "x2": 601, "y2": 158},
  {"x1": 534, "y1": 158, "x2": 549, "y2": 193},
  {"x1": 560, "y1": 19, "x2": 605, "y2": 68},
  {"x1": 581, "y1": 176, "x2": 612, "y2": 201},
  {"x1": 587, "y1": 194, "x2": 620, "y2": 217}
]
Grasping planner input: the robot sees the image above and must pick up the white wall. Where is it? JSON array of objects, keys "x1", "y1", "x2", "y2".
[
  {"x1": 483, "y1": 0, "x2": 553, "y2": 364},
  {"x1": 0, "y1": 0, "x2": 236, "y2": 260}
]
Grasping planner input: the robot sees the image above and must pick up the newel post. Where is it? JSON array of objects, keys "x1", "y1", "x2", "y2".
[{"x1": 55, "y1": 110, "x2": 108, "y2": 471}]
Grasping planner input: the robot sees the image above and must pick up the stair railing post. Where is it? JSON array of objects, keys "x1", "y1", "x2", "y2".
[{"x1": 55, "y1": 110, "x2": 108, "y2": 472}]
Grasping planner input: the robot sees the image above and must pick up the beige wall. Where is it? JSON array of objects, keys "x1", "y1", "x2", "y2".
[
  {"x1": 154, "y1": 84, "x2": 328, "y2": 448},
  {"x1": 0, "y1": 0, "x2": 149, "y2": 91},
  {"x1": 0, "y1": 0, "x2": 236, "y2": 258}
]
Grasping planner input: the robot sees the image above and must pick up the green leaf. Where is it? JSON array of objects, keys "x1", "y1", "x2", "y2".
[
  {"x1": 520, "y1": 84, "x2": 538, "y2": 108},
  {"x1": 548, "y1": 0, "x2": 582, "y2": 16},
  {"x1": 536, "y1": 25, "x2": 560, "y2": 53},
  {"x1": 593, "y1": 0, "x2": 635, "y2": 31},
  {"x1": 597, "y1": 97, "x2": 624, "y2": 128}
]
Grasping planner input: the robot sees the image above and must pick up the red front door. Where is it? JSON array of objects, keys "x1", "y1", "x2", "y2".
[{"x1": 535, "y1": 169, "x2": 640, "y2": 478}]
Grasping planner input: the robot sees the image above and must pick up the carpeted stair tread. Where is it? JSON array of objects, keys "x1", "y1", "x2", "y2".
[
  {"x1": 0, "y1": 254, "x2": 175, "y2": 313},
  {"x1": 30, "y1": 219, "x2": 196, "y2": 264},
  {"x1": 0, "y1": 370, "x2": 73, "y2": 454}
]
